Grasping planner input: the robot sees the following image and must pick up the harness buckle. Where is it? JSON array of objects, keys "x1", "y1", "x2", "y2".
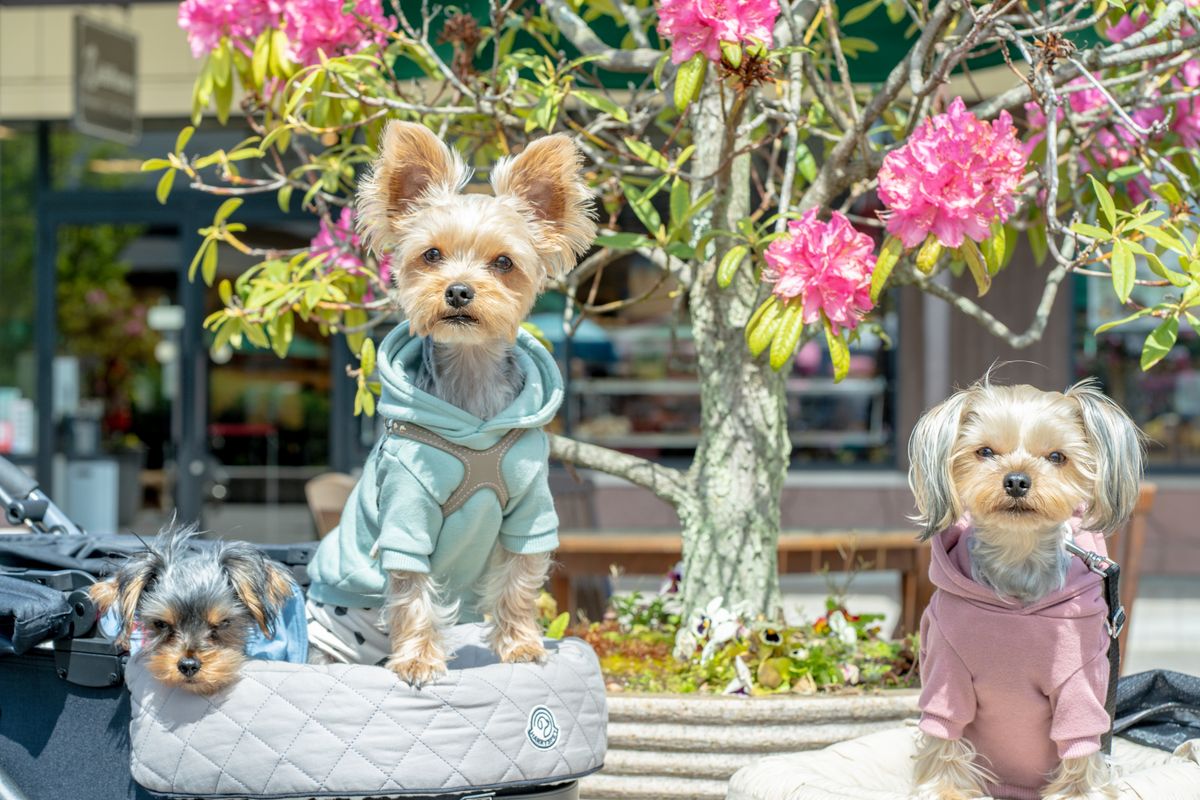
[
  {"x1": 1108, "y1": 604, "x2": 1127, "y2": 639},
  {"x1": 384, "y1": 418, "x2": 407, "y2": 435}
]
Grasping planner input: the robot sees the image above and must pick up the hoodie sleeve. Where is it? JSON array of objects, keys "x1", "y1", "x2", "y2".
[
  {"x1": 373, "y1": 450, "x2": 444, "y2": 574},
  {"x1": 1048, "y1": 646, "x2": 1111, "y2": 759},
  {"x1": 917, "y1": 610, "x2": 978, "y2": 741},
  {"x1": 498, "y1": 437, "x2": 559, "y2": 555}
]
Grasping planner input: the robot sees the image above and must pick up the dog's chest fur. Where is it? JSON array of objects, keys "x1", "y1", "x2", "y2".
[{"x1": 417, "y1": 338, "x2": 525, "y2": 421}]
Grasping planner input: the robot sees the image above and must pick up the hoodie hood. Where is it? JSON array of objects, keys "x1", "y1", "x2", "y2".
[
  {"x1": 375, "y1": 321, "x2": 563, "y2": 447},
  {"x1": 929, "y1": 513, "x2": 1107, "y2": 618}
]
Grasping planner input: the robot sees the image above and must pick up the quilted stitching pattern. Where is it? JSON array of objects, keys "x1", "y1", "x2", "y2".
[{"x1": 127, "y1": 629, "x2": 607, "y2": 798}]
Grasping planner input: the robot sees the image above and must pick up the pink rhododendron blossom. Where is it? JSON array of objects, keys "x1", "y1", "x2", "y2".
[
  {"x1": 178, "y1": 0, "x2": 276, "y2": 57},
  {"x1": 1172, "y1": 61, "x2": 1200, "y2": 147},
  {"x1": 281, "y1": 0, "x2": 394, "y2": 66},
  {"x1": 877, "y1": 97, "x2": 1026, "y2": 249},
  {"x1": 311, "y1": 208, "x2": 367, "y2": 271},
  {"x1": 762, "y1": 209, "x2": 875, "y2": 333},
  {"x1": 656, "y1": 0, "x2": 780, "y2": 64}
]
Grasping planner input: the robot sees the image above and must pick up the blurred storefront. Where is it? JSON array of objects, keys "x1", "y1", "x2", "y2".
[{"x1": 1, "y1": 3, "x2": 1196, "y2": 572}]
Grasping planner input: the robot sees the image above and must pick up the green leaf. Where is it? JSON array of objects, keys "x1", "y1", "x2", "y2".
[
  {"x1": 214, "y1": 70, "x2": 234, "y2": 124},
  {"x1": 1095, "y1": 307, "x2": 1153, "y2": 334},
  {"x1": 214, "y1": 197, "x2": 243, "y2": 224},
  {"x1": 1106, "y1": 164, "x2": 1144, "y2": 184},
  {"x1": 1071, "y1": 223, "x2": 1113, "y2": 241},
  {"x1": 652, "y1": 51, "x2": 671, "y2": 90},
  {"x1": 1029, "y1": 223, "x2": 1049, "y2": 267},
  {"x1": 202, "y1": 238, "x2": 219, "y2": 285},
  {"x1": 188, "y1": 240, "x2": 210, "y2": 282},
  {"x1": 871, "y1": 236, "x2": 903, "y2": 303},
  {"x1": 746, "y1": 295, "x2": 783, "y2": 357},
  {"x1": 1151, "y1": 181, "x2": 1183, "y2": 205},
  {"x1": 1137, "y1": 226, "x2": 1188, "y2": 256},
  {"x1": 1111, "y1": 239, "x2": 1135, "y2": 303},
  {"x1": 981, "y1": 220, "x2": 1007, "y2": 275},
  {"x1": 720, "y1": 41, "x2": 742, "y2": 68},
  {"x1": 545, "y1": 612, "x2": 570, "y2": 640},
  {"x1": 841, "y1": 0, "x2": 883, "y2": 26},
  {"x1": 960, "y1": 240, "x2": 991, "y2": 297},
  {"x1": 624, "y1": 137, "x2": 670, "y2": 171},
  {"x1": 270, "y1": 312, "x2": 294, "y2": 359},
  {"x1": 572, "y1": 89, "x2": 629, "y2": 122},
  {"x1": 359, "y1": 337, "x2": 376, "y2": 377},
  {"x1": 770, "y1": 300, "x2": 806, "y2": 371},
  {"x1": 717, "y1": 245, "x2": 749, "y2": 288},
  {"x1": 595, "y1": 232, "x2": 653, "y2": 249},
  {"x1": 218, "y1": 279, "x2": 233, "y2": 306},
  {"x1": 1141, "y1": 317, "x2": 1178, "y2": 370},
  {"x1": 795, "y1": 142, "x2": 818, "y2": 184},
  {"x1": 669, "y1": 178, "x2": 690, "y2": 231},
  {"x1": 141, "y1": 158, "x2": 171, "y2": 172},
  {"x1": 252, "y1": 31, "x2": 270, "y2": 87},
  {"x1": 175, "y1": 126, "x2": 195, "y2": 154},
  {"x1": 916, "y1": 236, "x2": 942, "y2": 274},
  {"x1": 344, "y1": 308, "x2": 367, "y2": 355},
  {"x1": 622, "y1": 184, "x2": 663, "y2": 236},
  {"x1": 1088, "y1": 175, "x2": 1116, "y2": 229},
  {"x1": 823, "y1": 315, "x2": 850, "y2": 382},
  {"x1": 277, "y1": 184, "x2": 293, "y2": 214},
  {"x1": 674, "y1": 53, "x2": 707, "y2": 113},
  {"x1": 156, "y1": 169, "x2": 176, "y2": 205}
]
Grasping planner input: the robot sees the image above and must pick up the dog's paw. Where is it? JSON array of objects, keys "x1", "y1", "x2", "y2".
[
  {"x1": 492, "y1": 628, "x2": 547, "y2": 664},
  {"x1": 385, "y1": 654, "x2": 447, "y2": 688}
]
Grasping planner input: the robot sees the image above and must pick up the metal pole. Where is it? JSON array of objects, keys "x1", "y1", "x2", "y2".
[
  {"x1": 176, "y1": 221, "x2": 206, "y2": 525},
  {"x1": 34, "y1": 122, "x2": 56, "y2": 495}
]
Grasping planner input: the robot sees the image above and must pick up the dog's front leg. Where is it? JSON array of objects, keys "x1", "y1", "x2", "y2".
[
  {"x1": 912, "y1": 733, "x2": 993, "y2": 800},
  {"x1": 383, "y1": 571, "x2": 456, "y2": 686},
  {"x1": 482, "y1": 549, "x2": 550, "y2": 664},
  {"x1": 1042, "y1": 753, "x2": 1118, "y2": 800}
]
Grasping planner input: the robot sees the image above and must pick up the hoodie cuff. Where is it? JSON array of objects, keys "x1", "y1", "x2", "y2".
[
  {"x1": 919, "y1": 714, "x2": 965, "y2": 741},
  {"x1": 379, "y1": 549, "x2": 431, "y2": 574},
  {"x1": 499, "y1": 530, "x2": 559, "y2": 556},
  {"x1": 1058, "y1": 737, "x2": 1101, "y2": 759}
]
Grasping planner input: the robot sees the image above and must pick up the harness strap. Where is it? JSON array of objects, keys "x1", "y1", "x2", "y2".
[
  {"x1": 384, "y1": 419, "x2": 526, "y2": 517},
  {"x1": 1065, "y1": 539, "x2": 1123, "y2": 755}
]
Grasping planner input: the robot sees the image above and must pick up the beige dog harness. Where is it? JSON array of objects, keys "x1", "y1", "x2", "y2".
[{"x1": 384, "y1": 418, "x2": 525, "y2": 517}]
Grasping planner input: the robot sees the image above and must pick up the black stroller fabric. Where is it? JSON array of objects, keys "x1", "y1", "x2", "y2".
[
  {"x1": 1114, "y1": 669, "x2": 1200, "y2": 752},
  {"x1": 0, "y1": 575, "x2": 71, "y2": 655}
]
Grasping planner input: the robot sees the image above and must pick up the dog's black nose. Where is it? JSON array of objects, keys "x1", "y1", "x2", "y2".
[
  {"x1": 445, "y1": 283, "x2": 474, "y2": 308},
  {"x1": 1003, "y1": 472, "x2": 1031, "y2": 498},
  {"x1": 177, "y1": 657, "x2": 201, "y2": 678}
]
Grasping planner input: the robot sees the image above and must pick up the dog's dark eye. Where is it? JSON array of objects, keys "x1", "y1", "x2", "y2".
[
  {"x1": 977, "y1": 447, "x2": 995, "y2": 458},
  {"x1": 152, "y1": 620, "x2": 169, "y2": 632},
  {"x1": 422, "y1": 248, "x2": 442, "y2": 264},
  {"x1": 492, "y1": 255, "x2": 513, "y2": 272},
  {"x1": 1047, "y1": 451, "x2": 1067, "y2": 465}
]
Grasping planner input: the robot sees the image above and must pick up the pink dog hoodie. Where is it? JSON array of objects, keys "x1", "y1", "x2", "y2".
[{"x1": 918, "y1": 515, "x2": 1112, "y2": 800}]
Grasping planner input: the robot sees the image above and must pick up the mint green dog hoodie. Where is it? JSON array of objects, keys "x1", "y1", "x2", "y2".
[{"x1": 307, "y1": 321, "x2": 562, "y2": 622}]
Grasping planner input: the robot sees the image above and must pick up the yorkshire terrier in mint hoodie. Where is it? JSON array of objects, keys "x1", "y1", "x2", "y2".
[{"x1": 306, "y1": 122, "x2": 595, "y2": 685}]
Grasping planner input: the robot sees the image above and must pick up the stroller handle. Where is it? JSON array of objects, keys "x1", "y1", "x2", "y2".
[{"x1": 0, "y1": 455, "x2": 37, "y2": 506}]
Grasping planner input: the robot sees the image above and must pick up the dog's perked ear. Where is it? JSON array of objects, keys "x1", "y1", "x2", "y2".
[
  {"x1": 95, "y1": 548, "x2": 164, "y2": 648},
  {"x1": 217, "y1": 543, "x2": 296, "y2": 636},
  {"x1": 1066, "y1": 379, "x2": 1145, "y2": 534},
  {"x1": 357, "y1": 121, "x2": 470, "y2": 254},
  {"x1": 490, "y1": 134, "x2": 597, "y2": 280},
  {"x1": 909, "y1": 388, "x2": 974, "y2": 540}
]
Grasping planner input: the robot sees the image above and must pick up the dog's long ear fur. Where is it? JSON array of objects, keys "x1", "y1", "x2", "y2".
[
  {"x1": 1067, "y1": 379, "x2": 1145, "y2": 534},
  {"x1": 218, "y1": 543, "x2": 296, "y2": 636},
  {"x1": 357, "y1": 121, "x2": 470, "y2": 254},
  {"x1": 491, "y1": 135, "x2": 596, "y2": 280},
  {"x1": 91, "y1": 548, "x2": 164, "y2": 647},
  {"x1": 909, "y1": 388, "x2": 974, "y2": 540}
]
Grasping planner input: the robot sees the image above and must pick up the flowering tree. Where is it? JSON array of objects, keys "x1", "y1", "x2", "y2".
[{"x1": 150, "y1": 0, "x2": 1200, "y2": 620}]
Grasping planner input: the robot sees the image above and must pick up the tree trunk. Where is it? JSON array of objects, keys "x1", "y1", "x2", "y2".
[{"x1": 676, "y1": 79, "x2": 791, "y2": 620}]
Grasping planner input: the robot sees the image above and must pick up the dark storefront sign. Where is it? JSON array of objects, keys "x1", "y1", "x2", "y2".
[{"x1": 73, "y1": 16, "x2": 139, "y2": 145}]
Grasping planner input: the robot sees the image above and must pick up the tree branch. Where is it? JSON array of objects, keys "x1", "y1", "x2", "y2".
[
  {"x1": 543, "y1": 0, "x2": 663, "y2": 71},
  {"x1": 549, "y1": 433, "x2": 689, "y2": 507}
]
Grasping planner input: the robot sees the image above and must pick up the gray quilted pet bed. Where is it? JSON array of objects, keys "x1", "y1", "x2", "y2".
[{"x1": 127, "y1": 624, "x2": 607, "y2": 799}]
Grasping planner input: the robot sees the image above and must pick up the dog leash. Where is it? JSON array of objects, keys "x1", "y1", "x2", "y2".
[{"x1": 1064, "y1": 538, "x2": 1125, "y2": 755}]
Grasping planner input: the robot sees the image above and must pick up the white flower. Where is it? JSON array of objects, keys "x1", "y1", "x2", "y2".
[
  {"x1": 827, "y1": 610, "x2": 858, "y2": 646},
  {"x1": 723, "y1": 655, "x2": 754, "y2": 695},
  {"x1": 841, "y1": 663, "x2": 861, "y2": 685}
]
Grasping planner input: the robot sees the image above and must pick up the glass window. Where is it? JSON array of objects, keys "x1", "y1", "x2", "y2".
[
  {"x1": 0, "y1": 123, "x2": 37, "y2": 463},
  {"x1": 1075, "y1": 276, "x2": 1200, "y2": 470}
]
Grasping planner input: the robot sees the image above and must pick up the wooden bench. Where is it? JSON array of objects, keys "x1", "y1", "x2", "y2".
[{"x1": 551, "y1": 484, "x2": 1156, "y2": 651}]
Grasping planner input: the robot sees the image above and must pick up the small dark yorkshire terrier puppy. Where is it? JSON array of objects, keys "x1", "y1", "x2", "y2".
[{"x1": 90, "y1": 525, "x2": 296, "y2": 695}]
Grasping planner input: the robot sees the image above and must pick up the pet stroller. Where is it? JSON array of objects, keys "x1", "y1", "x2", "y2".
[{"x1": 0, "y1": 456, "x2": 607, "y2": 800}]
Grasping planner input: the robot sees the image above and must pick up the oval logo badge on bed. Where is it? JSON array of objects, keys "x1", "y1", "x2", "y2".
[{"x1": 526, "y1": 705, "x2": 560, "y2": 750}]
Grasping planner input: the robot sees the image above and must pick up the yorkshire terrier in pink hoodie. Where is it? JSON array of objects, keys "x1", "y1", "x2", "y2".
[{"x1": 908, "y1": 377, "x2": 1144, "y2": 800}]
